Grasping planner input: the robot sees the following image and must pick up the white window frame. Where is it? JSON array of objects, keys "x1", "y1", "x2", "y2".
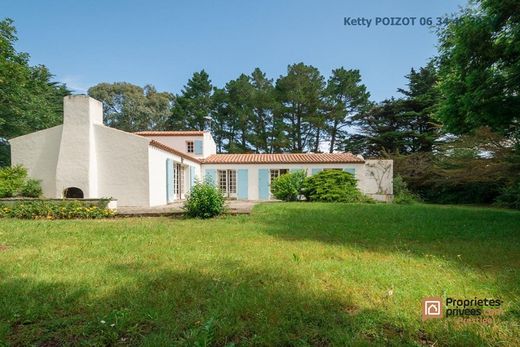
[
  {"x1": 218, "y1": 169, "x2": 237, "y2": 198},
  {"x1": 173, "y1": 163, "x2": 185, "y2": 199}
]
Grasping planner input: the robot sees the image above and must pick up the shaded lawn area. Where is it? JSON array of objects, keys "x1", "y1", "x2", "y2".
[{"x1": 0, "y1": 203, "x2": 519, "y2": 346}]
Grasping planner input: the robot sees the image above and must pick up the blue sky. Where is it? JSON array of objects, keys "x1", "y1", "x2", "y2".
[{"x1": 4, "y1": 0, "x2": 467, "y2": 101}]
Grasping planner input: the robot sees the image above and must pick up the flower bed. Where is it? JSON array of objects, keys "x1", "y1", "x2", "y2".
[{"x1": 0, "y1": 199, "x2": 114, "y2": 219}]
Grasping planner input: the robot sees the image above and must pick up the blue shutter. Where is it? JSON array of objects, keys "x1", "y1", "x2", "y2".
[
  {"x1": 166, "y1": 159, "x2": 174, "y2": 203},
  {"x1": 194, "y1": 140, "x2": 203, "y2": 155},
  {"x1": 237, "y1": 169, "x2": 248, "y2": 200},
  {"x1": 205, "y1": 169, "x2": 216, "y2": 186},
  {"x1": 344, "y1": 168, "x2": 356, "y2": 176},
  {"x1": 311, "y1": 168, "x2": 322, "y2": 175},
  {"x1": 258, "y1": 169, "x2": 269, "y2": 200},
  {"x1": 190, "y1": 166, "x2": 196, "y2": 189}
]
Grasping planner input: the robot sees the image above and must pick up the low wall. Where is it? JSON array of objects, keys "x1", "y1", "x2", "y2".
[{"x1": 0, "y1": 198, "x2": 118, "y2": 211}]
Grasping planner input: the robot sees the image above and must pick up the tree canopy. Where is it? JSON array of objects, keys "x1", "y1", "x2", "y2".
[
  {"x1": 0, "y1": 18, "x2": 69, "y2": 166},
  {"x1": 169, "y1": 70, "x2": 213, "y2": 131},
  {"x1": 347, "y1": 63, "x2": 439, "y2": 156},
  {"x1": 88, "y1": 82, "x2": 173, "y2": 132},
  {"x1": 435, "y1": 0, "x2": 520, "y2": 134}
]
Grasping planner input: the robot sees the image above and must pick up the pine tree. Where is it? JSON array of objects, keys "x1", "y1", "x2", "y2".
[
  {"x1": 324, "y1": 68, "x2": 370, "y2": 153},
  {"x1": 275, "y1": 63, "x2": 325, "y2": 152},
  {"x1": 169, "y1": 70, "x2": 213, "y2": 131}
]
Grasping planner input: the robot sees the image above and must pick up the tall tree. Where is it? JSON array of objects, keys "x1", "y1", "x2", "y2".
[
  {"x1": 397, "y1": 62, "x2": 440, "y2": 152},
  {"x1": 223, "y1": 74, "x2": 255, "y2": 152},
  {"x1": 346, "y1": 63, "x2": 440, "y2": 156},
  {"x1": 169, "y1": 70, "x2": 213, "y2": 131},
  {"x1": 211, "y1": 69, "x2": 278, "y2": 153},
  {"x1": 275, "y1": 63, "x2": 325, "y2": 152},
  {"x1": 324, "y1": 68, "x2": 370, "y2": 153},
  {"x1": 88, "y1": 82, "x2": 173, "y2": 132},
  {"x1": 210, "y1": 87, "x2": 228, "y2": 153},
  {"x1": 347, "y1": 98, "x2": 414, "y2": 156},
  {"x1": 0, "y1": 18, "x2": 69, "y2": 166},
  {"x1": 249, "y1": 68, "x2": 276, "y2": 153},
  {"x1": 436, "y1": 0, "x2": 520, "y2": 134}
]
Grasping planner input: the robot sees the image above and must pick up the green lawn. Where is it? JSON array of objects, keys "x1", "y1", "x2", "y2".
[{"x1": 0, "y1": 203, "x2": 519, "y2": 346}]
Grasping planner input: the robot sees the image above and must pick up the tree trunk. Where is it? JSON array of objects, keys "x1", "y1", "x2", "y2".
[
  {"x1": 329, "y1": 120, "x2": 338, "y2": 153},
  {"x1": 314, "y1": 127, "x2": 321, "y2": 152}
]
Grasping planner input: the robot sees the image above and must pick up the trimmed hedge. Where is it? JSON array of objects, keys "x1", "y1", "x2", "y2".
[
  {"x1": 302, "y1": 170, "x2": 374, "y2": 203},
  {"x1": 0, "y1": 200, "x2": 113, "y2": 219}
]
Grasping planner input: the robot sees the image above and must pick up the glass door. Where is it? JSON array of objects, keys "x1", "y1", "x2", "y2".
[
  {"x1": 218, "y1": 169, "x2": 237, "y2": 198},
  {"x1": 173, "y1": 163, "x2": 185, "y2": 200}
]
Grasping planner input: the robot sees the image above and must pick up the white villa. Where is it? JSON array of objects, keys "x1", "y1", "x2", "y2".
[{"x1": 9, "y1": 95, "x2": 393, "y2": 207}]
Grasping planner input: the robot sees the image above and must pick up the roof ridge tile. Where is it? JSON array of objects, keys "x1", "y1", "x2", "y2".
[{"x1": 201, "y1": 152, "x2": 364, "y2": 164}]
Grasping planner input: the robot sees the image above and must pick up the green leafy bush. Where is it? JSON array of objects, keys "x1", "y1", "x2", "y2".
[
  {"x1": 20, "y1": 179, "x2": 43, "y2": 198},
  {"x1": 0, "y1": 200, "x2": 113, "y2": 219},
  {"x1": 270, "y1": 170, "x2": 306, "y2": 201},
  {"x1": 0, "y1": 165, "x2": 42, "y2": 198},
  {"x1": 183, "y1": 180, "x2": 225, "y2": 218},
  {"x1": 495, "y1": 182, "x2": 520, "y2": 210},
  {"x1": 392, "y1": 175, "x2": 418, "y2": 204},
  {"x1": 0, "y1": 165, "x2": 27, "y2": 197},
  {"x1": 302, "y1": 170, "x2": 373, "y2": 203}
]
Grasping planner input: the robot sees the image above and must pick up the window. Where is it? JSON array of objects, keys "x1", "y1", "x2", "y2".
[
  {"x1": 173, "y1": 163, "x2": 185, "y2": 197},
  {"x1": 229, "y1": 170, "x2": 236, "y2": 194},
  {"x1": 186, "y1": 141, "x2": 194, "y2": 153},
  {"x1": 323, "y1": 168, "x2": 342, "y2": 171},
  {"x1": 218, "y1": 170, "x2": 236, "y2": 197},
  {"x1": 270, "y1": 169, "x2": 289, "y2": 182},
  {"x1": 218, "y1": 170, "x2": 227, "y2": 193}
]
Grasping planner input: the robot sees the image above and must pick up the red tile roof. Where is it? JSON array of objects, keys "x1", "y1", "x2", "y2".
[
  {"x1": 148, "y1": 140, "x2": 201, "y2": 163},
  {"x1": 202, "y1": 153, "x2": 364, "y2": 164},
  {"x1": 136, "y1": 131, "x2": 205, "y2": 136}
]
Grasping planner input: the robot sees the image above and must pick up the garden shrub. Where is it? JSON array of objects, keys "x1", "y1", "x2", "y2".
[
  {"x1": 392, "y1": 175, "x2": 419, "y2": 204},
  {"x1": 0, "y1": 165, "x2": 42, "y2": 198},
  {"x1": 183, "y1": 180, "x2": 225, "y2": 218},
  {"x1": 302, "y1": 170, "x2": 373, "y2": 203},
  {"x1": 0, "y1": 165, "x2": 28, "y2": 197},
  {"x1": 20, "y1": 179, "x2": 43, "y2": 198},
  {"x1": 270, "y1": 170, "x2": 306, "y2": 201},
  {"x1": 0, "y1": 200, "x2": 113, "y2": 219},
  {"x1": 495, "y1": 182, "x2": 520, "y2": 210}
]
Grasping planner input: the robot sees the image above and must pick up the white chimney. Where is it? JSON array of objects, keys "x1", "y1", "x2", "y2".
[{"x1": 55, "y1": 95, "x2": 103, "y2": 198}]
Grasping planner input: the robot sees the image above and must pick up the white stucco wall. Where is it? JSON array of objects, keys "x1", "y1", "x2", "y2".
[
  {"x1": 143, "y1": 133, "x2": 216, "y2": 159},
  {"x1": 148, "y1": 146, "x2": 201, "y2": 206},
  {"x1": 9, "y1": 125, "x2": 63, "y2": 198},
  {"x1": 202, "y1": 163, "x2": 365, "y2": 200},
  {"x1": 148, "y1": 147, "x2": 168, "y2": 207},
  {"x1": 94, "y1": 124, "x2": 151, "y2": 207},
  {"x1": 358, "y1": 160, "x2": 393, "y2": 201},
  {"x1": 55, "y1": 96, "x2": 103, "y2": 198},
  {"x1": 203, "y1": 132, "x2": 217, "y2": 158}
]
